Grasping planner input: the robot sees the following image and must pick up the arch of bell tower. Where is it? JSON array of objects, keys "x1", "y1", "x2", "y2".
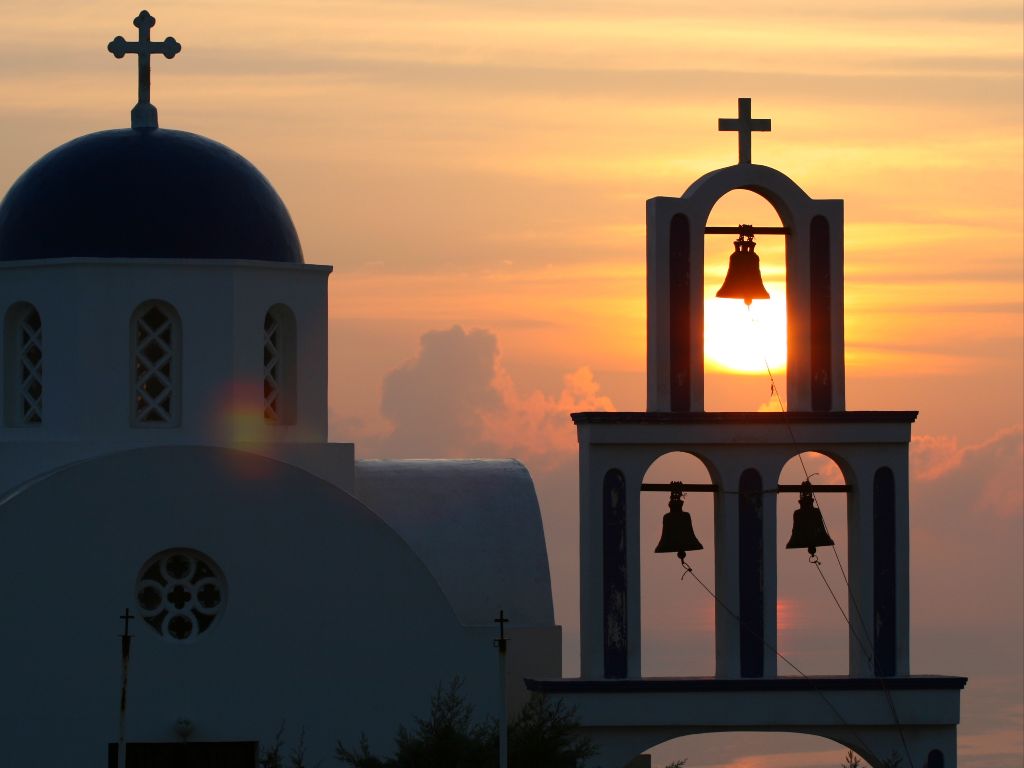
[{"x1": 647, "y1": 163, "x2": 845, "y2": 413}]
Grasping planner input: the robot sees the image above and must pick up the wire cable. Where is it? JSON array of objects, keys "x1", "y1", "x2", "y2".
[
  {"x1": 815, "y1": 560, "x2": 873, "y2": 664},
  {"x1": 681, "y1": 561, "x2": 878, "y2": 760},
  {"x1": 745, "y1": 305, "x2": 915, "y2": 768},
  {"x1": 748, "y1": 306, "x2": 875, "y2": 659}
]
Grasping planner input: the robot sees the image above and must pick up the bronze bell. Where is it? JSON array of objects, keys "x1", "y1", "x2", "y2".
[
  {"x1": 785, "y1": 482, "x2": 834, "y2": 556},
  {"x1": 654, "y1": 485, "x2": 703, "y2": 562},
  {"x1": 715, "y1": 225, "x2": 770, "y2": 306}
]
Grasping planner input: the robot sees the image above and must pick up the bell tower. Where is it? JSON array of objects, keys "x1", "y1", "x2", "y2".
[
  {"x1": 527, "y1": 99, "x2": 966, "y2": 768},
  {"x1": 648, "y1": 97, "x2": 845, "y2": 414}
]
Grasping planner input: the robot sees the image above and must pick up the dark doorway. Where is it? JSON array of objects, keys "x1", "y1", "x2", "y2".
[{"x1": 108, "y1": 741, "x2": 258, "y2": 768}]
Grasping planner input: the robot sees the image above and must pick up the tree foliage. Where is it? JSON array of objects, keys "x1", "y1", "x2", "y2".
[
  {"x1": 260, "y1": 722, "x2": 317, "y2": 768},
  {"x1": 842, "y1": 749, "x2": 904, "y2": 768},
  {"x1": 336, "y1": 678, "x2": 596, "y2": 768},
  {"x1": 505, "y1": 690, "x2": 597, "y2": 768}
]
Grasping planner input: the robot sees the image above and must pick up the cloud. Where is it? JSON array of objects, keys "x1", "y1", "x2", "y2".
[
  {"x1": 366, "y1": 325, "x2": 613, "y2": 465},
  {"x1": 483, "y1": 364, "x2": 614, "y2": 465},
  {"x1": 908, "y1": 423, "x2": 1022, "y2": 763},
  {"x1": 374, "y1": 325, "x2": 501, "y2": 458},
  {"x1": 911, "y1": 433, "x2": 968, "y2": 480},
  {"x1": 911, "y1": 426, "x2": 1023, "y2": 517}
]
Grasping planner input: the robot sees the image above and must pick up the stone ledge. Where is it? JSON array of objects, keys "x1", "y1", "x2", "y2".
[
  {"x1": 572, "y1": 411, "x2": 919, "y2": 425},
  {"x1": 526, "y1": 675, "x2": 966, "y2": 693}
]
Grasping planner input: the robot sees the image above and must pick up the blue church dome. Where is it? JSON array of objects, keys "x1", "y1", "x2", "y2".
[{"x1": 0, "y1": 128, "x2": 303, "y2": 263}]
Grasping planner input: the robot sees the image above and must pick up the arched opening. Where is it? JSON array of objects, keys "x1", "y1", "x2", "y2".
[
  {"x1": 4, "y1": 302, "x2": 43, "y2": 426},
  {"x1": 263, "y1": 304, "x2": 296, "y2": 425},
  {"x1": 645, "y1": 731, "x2": 869, "y2": 768},
  {"x1": 777, "y1": 451, "x2": 854, "y2": 675},
  {"x1": 130, "y1": 300, "x2": 181, "y2": 427},
  {"x1": 703, "y1": 189, "x2": 788, "y2": 412},
  {"x1": 640, "y1": 451, "x2": 716, "y2": 677}
]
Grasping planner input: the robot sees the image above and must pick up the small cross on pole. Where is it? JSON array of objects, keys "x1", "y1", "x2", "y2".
[
  {"x1": 108, "y1": 10, "x2": 181, "y2": 130},
  {"x1": 117, "y1": 608, "x2": 135, "y2": 768},
  {"x1": 494, "y1": 609, "x2": 509, "y2": 768},
  {"x1": 494, "y1": 609, "x2": 509, "y2": 653},
  {"x1": 120, "y1": 607, "x2": 135, "y2": 660},
  {"x1": 718, "y1": 97, "x2": 771, "y2": 165}
]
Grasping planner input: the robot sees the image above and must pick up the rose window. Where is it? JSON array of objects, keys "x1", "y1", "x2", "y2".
[{"x1": 136, "y1": 550, "x2": 226, "y2": 641}]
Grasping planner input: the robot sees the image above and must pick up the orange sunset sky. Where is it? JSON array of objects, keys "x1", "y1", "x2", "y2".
[{"x1": 0, "y1": 2, "x2": 1020, "y2": 766}]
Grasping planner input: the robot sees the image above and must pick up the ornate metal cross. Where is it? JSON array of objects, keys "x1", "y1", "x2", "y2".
[
  {"x1": 718, "y1": 97, "x2": 771, "y2": 165},
  {"x1": 108, "y1": 10, "x2": 181, "y2": 130}
]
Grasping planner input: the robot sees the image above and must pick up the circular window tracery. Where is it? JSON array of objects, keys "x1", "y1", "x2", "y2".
[{"x1": 136, "y1": 549, "x2": 226, "y2": 641}]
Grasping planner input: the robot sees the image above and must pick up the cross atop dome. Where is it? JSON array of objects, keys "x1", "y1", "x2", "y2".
[
  {"x1": 718, "y1": 97, "x2": 771, "y2": 165},
  {"x1": 108, "y1": 10, "x2": 181, "y2": 130}
]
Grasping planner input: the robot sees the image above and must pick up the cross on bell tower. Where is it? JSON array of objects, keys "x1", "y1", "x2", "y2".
[
  {"x1": 107, "y1": 10, "x2": 181, "y2": 130},
  {"x1": 718, "y1": 97, "x2": 771, "y2": 165}
]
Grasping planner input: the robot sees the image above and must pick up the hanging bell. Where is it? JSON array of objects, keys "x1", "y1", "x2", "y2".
[
  {"x1": 654, "y1": 484, "x2": 703, "y2": 562},
  {"x1": 785, "y1": 482, "x2": 834, "y2": 556},
  {"x1": 715, "y1": 225, "x2": 770, "y2": 306}
]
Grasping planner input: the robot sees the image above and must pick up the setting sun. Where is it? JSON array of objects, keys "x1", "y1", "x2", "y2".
[{"x1": 703, "y1": 289, "x2": 787, "y2": 374}]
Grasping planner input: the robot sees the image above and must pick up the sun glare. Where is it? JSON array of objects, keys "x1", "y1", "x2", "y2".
[{"x1": 703, "y1": 290, "x2": 787, "y2": 374}]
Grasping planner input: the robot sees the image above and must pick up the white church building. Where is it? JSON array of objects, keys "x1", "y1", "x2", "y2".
[{"x1": 0, "y1": 11, "x2": 559, "y2": 767}]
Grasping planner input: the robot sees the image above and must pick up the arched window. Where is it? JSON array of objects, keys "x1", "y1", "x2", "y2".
[
  {"x1": 131, "y1": 301, "x2": 180, "y2": 426},
  {"x1": 5, "y1": 302, "x2": 43, "y2": 425},
  {"x1": 263, "y1": 304, "x2": 296, "y2": 424}
]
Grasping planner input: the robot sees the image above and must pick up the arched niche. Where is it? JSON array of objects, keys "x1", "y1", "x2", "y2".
[
  {"x1": 602, "y1": 467, "x2": 628, "y2": 679},
  {"x1": 639, "y1": 450, "x2": 717, "y2": 677},
  {"x1": 129, "y1": 299, "x2": 182, "y2": 427},
  {"x1": 873, "y1": 465, "x2": 897, "y2": 677},
  {"x1": 4, "y1": 301, "x2": 43, "y2": 426},
  {"x1": 646, "y1": 163, "x2": 845, "y2": 414},
  {"x1": 263, "y1": 303, "x2": 297, "y2": 425}
]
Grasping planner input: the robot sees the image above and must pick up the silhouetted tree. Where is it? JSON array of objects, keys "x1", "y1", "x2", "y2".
[
  {"x1": 506, "y1": 692, "x2": 597, "y2": 767},
  {"x1": 336, "y1": 677, "x2": 596, "y2": 768},
  {"x1": 842, "y1": 749, "x2": 903, "y2": 768},
  {"x1": 260, "y1": 722, "x2": 317, "y2": 768}
]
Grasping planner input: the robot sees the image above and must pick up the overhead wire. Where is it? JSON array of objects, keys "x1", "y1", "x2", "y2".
[
  {"x1": 743, "y1": 303, "x2": 915, "y2": 768},
  {"x1": 747, "y1": 305, "x2": 874, "y2": 662},
  {"x1": 680, "y1": 560, "x2": 877, "y2": 760}
]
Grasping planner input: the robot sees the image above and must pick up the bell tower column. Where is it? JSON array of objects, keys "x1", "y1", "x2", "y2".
[
  {"x1": 787, "y1": 199, "x2": 846, "y2": 412},
  {"x1": 579, "y1": 433, "x2": 648, "y2": 680}
]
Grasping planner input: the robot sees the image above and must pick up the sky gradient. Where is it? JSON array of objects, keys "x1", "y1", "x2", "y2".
[{"x1": 0, "y1": 2, "x2": 1020, "y2": 765}]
